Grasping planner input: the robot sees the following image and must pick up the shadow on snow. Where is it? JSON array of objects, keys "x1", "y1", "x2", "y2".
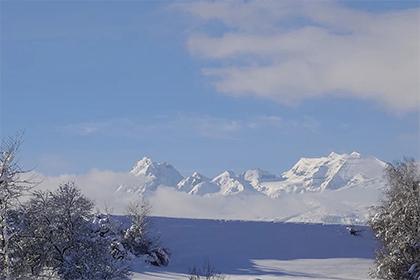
[{"x1": 119, "y1": 216, "x2": 376, "y2": 277}]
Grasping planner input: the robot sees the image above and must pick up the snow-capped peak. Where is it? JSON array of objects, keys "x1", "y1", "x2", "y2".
[
  {"x1": 241, "y1": 168, "x2": 279, "y2": 188},
  {"x1": 130, "y1": 156, "x2": 154, "y2": 176},
  {"x1": 350, "y1": 151, "x2": 361, "y2": 158},
  {"x1": 114, "y1": 151, "x2": 389, "y2": 224},
  {"x1": 213, "y1": 170, "x2": 236, "y2": 179},
  {"x1": 117, "y1": 151, "x2": 386, "y2": 201},
  {"x1": 279, "y1": 152, "x2": 385, "y2": 192},
  {"x1": 212, "y1": 170, "x2": 256, "y2": 196},
  {"x1": 328, "y1": 152, "x2": 340, "y2": 158},
  {"x1": 328, "y1": 151, "x2": 361, "y2": 160},
  {"x1": 129, "y1": 156, "x2": 183, "y2": 189},
  {"x1": 177, "y1": 171, "x2": 209, "y2": 193}
]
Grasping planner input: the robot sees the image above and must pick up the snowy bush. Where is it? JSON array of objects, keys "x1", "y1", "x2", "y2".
[
  {"x1": 122, "y1": 223, "x2": 152, "y2": 257},
  {"x1": 146, "y1": 247, "x2": 170, "y2": 267},
  {"x1": 92, "y1": 213, "x2": 128, "y2": 261},
  {"x1": 369, "y1": 159, "x2": 420, "y2": 280},
  {"x1": 122, "y1": 200, "x2": 170, "y2": 267}
]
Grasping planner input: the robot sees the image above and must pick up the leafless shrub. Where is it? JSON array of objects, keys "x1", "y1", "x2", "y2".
[{"x1": 187, "y1": 261, "x2": 226, "y2": 280}]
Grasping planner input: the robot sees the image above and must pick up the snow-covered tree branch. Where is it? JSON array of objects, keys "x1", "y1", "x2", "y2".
[
  {"x1": 369, "y1": 159, "x2": 420, "y2": 280},
  {"x1": 9, "y1": 182, "x2": 131, "y2": 279},
  {"x1": 0, "y1": 136, "x2": 34, "y2": 279}
]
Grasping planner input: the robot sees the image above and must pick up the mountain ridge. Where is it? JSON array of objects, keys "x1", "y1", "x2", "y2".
[{"x1": 117, "y1": 152, "x2": 386, "y2": 198}]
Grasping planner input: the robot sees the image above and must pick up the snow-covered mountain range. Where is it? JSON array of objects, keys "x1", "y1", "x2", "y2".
[{"x1": 117, "y1": 152, "x2": 387, "y2": 198}]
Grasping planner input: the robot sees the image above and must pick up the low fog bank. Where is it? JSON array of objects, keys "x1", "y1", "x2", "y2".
[{"x1": 28, "y1": 170, "x2": 383, "y2": 224}]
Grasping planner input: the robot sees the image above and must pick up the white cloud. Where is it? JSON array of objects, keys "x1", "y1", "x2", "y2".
[
  {"x1": 178, "y1": 1, "x2": 420, "y2": 112},
  {"x1": 31, "y1": 170, "x2": 142, "y2": 212},
  {"x1": 32, "y1": 170, "x2": 305, "y2": 217},
  {"x1": 30, "y1": 171, "x2": 381, "y2": 223}
]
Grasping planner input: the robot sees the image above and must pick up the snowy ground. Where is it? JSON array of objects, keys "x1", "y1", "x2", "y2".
[{"x1": 130, "y1": 217, "x2": 377, "y2": 280}]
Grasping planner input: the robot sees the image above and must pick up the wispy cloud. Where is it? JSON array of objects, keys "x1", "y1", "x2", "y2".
[
  {"x1": 177, "y1": 1, "x2": 420, "y2": 112},
  {"x1": 60, "y1": 114, "x2": 317, "y2": 140}
]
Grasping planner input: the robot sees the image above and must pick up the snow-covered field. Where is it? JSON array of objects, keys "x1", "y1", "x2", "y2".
[{"x1": 130, "y1": 217, "x2": 377, "y2": 280}]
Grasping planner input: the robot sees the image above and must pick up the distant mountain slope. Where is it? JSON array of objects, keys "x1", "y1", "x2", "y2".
[
  {"x1": 211, "y1": 170, "x2": 259, "y2": 196},
  {"x1": 117, "y1": 152, "x2": 386, "y2": 197},
  {"x1": 117, "y1": 157, "x2": 183, "y2": 194},
  {"x1": 261, "y1": 152, "x2": 386, "y2": 197},
  {"x1": 177, "y1": 172, "x2": 220, "y2": 195}
]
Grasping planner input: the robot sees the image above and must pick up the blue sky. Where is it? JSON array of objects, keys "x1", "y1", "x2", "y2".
[{"x1": 1, "y1": 0, "x2": 419, "y2": 177}]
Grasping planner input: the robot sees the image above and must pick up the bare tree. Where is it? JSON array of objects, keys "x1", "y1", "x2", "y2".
[
  {"x1": 0, "y1": 136, "x2": 33, "y2": 279},
  {"x1": 122, "y1": 199, "x2": 170, "y2": 266},
  {"x1": 369, "y1": 159, "x2": 420, "y2": 280},
  {"x1": 122, "y1": 199, "x2": 152, "y2": 257},
  {"x1": 127, "y1": 200, "x2": 151, "y2": 236}
]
